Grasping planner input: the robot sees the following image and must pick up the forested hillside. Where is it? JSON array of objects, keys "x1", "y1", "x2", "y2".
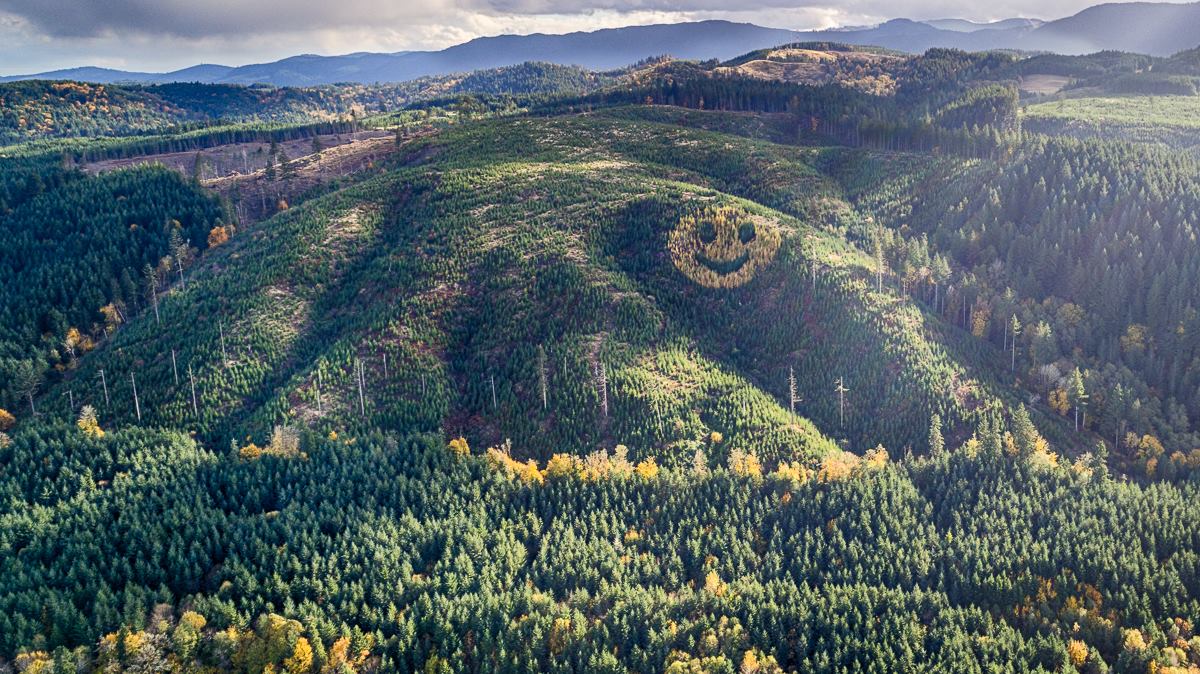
[
  {"x1": 888, "y1": 137, "x2": 1200, "y2": 473},
  {"x1": 0, "y1": 63, "x2": 609, "y2": 146},
  {"x1": 4, "y1": 110, "x2": 1012, "y2": 461},
  {"x1": 5, "y1": 43, "x2": 1200, "y2": 674}
]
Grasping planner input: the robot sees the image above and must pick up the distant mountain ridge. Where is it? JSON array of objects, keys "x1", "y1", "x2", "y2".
[
  {"x1": 2, "y1": 1, "x2": 1198, "y2": 86},
  {"x1": 921, "y1": 17, "x2": 1045, "y2": 32},
  {"x1": 2, "y1": 64, "x2": 236, "y2": 85}
]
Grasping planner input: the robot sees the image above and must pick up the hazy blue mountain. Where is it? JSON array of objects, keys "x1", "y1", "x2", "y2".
[
  {"x1": 1, "y1": 21, "x2": 801, "y2": 86},
  {"x1": 796, "y1": 3, "x2": 1200, "y2": 55},
  {"x1": 0, "y1": 66, "x2": 164, "y2": 84},
  {"x1": 2, "y1": 2, "x2": 1198, "y2": 86},
  {"x1": 796, "y1": 19, "x2": 987, "y2": 52},
  {"x1": 0, "y1": 64, "x2": 233, "y2": 84},
  {"x1": 210, "y1": 21, "x2": 804, "y2": 86},
  {"x1": 159, "y1": 64, "x2": 235, "y2": 82},
  {"x1": 1016, "y1": 2, "x2": 1200, "y2": 55},
  {"x1": 922, "y1": 18, "x2": 1044, "y2": 32}
]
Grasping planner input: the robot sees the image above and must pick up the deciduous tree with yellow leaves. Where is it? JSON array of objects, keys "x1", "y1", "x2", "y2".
[{"x1": 76, "y1": 405, "x2": 103, "y2": 438}]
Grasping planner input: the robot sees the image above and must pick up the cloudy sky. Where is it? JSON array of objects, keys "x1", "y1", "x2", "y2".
[{"x1": 0, "y1": 0, "x2": 1180, "y2": 75}]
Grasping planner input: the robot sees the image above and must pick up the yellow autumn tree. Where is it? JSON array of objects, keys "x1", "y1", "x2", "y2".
[
  {"x1": 818, "y1": 452, "x2": 861, "y2": 482},
  {"x1": 447, "y1": 436, "x2": 470, "y2": 457},
  {"x1": 1048, "y1": 388, "x2": 1070, "y2": 416},
  {"x1": 579, "y1": 446, "x2": 633, "y2": 481},
  {"x1": 515, "y1": 459, "x2": 545, "y2": 485},
  {"x1": 548, "y1": 617, "x2": 573, "y2": 655},
  {"x1": 284, "y1": 637, "x2": 314, "y2": 674},
  {"x1": 971, "y1": 302, "x2": 991, "y2": 338},
  {"x1": 729, "y1": 449, "x2": 763, "y2": 480},
  {"x1": 321, "y1": 637, "x2": 356, "y2": 673},
  {"x1": 485, "y1": 442, "x2": 545, "y2": 485},
  {"x1": 1136, "y1": 434, "x2": 1166, "y2": 477},
  {"x1": 180, "y1": 611, "x2": 206, "y2": 631},
  {"x1": 1066, "y1": 639, "x2": 1089, "y2": 667},
  {"x1": 665, "y1": 650, "x2": 733, "y2": 674},
  {"x1": 863, "y1": 445, "x2": 889, "y2": 469},
  {"x1": 1183, "y1": 449, "x2": 1200, "y2": 470},
  {"x1": 1138, "y1": 434, "x2": 1166, "y2": 459},
  {"x1": 172, "y1": 611, "x2": 206, "y2": 663},
  {"x1": 12, "y1": 652, "x2": 52, "y2": 674},
  {"x1": 771, "y1": 461, "x2": 812, "y2": 487},
  {"x1": 238, "y1": 614, "x2": 304, "y2": 674},
  {"x1": 740, "y1": 648, "x2": 783, "y2": 674},
  {"x1": 0, "y1": 408, "x2": 15, "y2": 431},
  {"x1": 635, "y1": 457, "x2": 660, "y2": 480},
  {"x1": 609, "y1": 445, "x2": 634, "y2": 479},
  {"x1": 61, "y1": 326, "x2": 94, "y2": 364},
  {"x1": 99, "y1": 303, "x2": 123, "y2": 335},
  {"x1": 265, "y1": 425, "x2": 302, "y2": 457},
  {"x1": 1124, "y1": 628, "x2": 1148, "y2": 652},
  {"x1": 741, "y1": 649, "x2": 760, "y2": 674},
  {"x1": 1027, "y1": 437, "x2": 1060, "y2": 470},
  {"x1": 545, "y1": 453, "x2": 578, "y2": 479},
  {"x1": 1120, "y1": 324, "x2": 1149, "y2": 353},
  {"x1": 704, "y1": 570, "x2": 727, "y2": 597},
  {"x1": 77, "y1": 405, "x2": 103, "y2": 438}
]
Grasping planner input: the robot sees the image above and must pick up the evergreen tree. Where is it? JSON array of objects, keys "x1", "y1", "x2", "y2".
[
  {"x1": 1010, "y1": 404, "x2": 1039, "y2": 457},
  {"x1": 928, "y1": 413, "x2": 944, "y2": 455}
]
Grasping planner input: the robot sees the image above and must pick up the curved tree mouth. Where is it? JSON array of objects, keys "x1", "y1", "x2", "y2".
[{"x1": 696, "y1": 251, "x2": 750, "y2": 275}]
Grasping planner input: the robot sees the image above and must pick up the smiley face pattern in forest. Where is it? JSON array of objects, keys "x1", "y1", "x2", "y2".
[{"x1": 669, "y1": 205, "x2": 782, "y2": 288}]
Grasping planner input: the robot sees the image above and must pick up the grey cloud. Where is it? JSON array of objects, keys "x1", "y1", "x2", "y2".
[
  {"x1": 0, "y1": 0, "x2": 474, "y2": 38},
  {"x1": 0, "y1": 0, "x2": 1104, "y2": 39},
  {"x1": 483, "y1": 0, "x2": 824, "y2": 11}
]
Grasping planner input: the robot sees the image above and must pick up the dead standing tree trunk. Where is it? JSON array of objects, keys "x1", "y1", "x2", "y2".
[
  {"x1": 538, "y1": 345, "x2": 549, "y2": 411},
  {"x1": 835, "y1": 377, "x2": 849, "y2": 429},
  {"x1": 356, "y1": 359, "x2": 367, "y2": 416},
  {"x1": 595, "y1": 362, "x2": 608, "y2": 420},
  {"x1": 788, "y1": 366, "x2": 800, "y2": 420},
  {"x1": 188, "y1": 364, "x2": 199, "y2": 419},
  {"x1": 99, "y1": 369, "x2": 110, "y2": 408},
  {"x1": 315, "y1": 369, "x2": 323, "y2": 414},
  {"x1": 131, "y1": 372, "x2": 141, "y2": 423}
]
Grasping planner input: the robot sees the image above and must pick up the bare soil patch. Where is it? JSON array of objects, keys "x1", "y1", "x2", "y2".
[{"x1": 84, "y1": 130, "x2": 390, "y2": 179}]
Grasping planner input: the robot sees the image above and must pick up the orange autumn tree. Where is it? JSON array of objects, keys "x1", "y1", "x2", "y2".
[{"x1": 207, "y1": 225, "x2": 231, "y2": 247}]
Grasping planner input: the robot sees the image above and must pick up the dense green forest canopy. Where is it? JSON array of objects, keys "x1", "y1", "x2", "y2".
[{"x1": 4, "y1": 42, "x2": 1200, "y2": 674}]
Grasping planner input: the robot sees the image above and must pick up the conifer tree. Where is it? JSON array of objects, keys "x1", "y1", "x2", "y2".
[
  {"x1": 928, "y1": 413, "x2": 944, "y2": 455},
  {"x1": 1010, "y1": 404, "x2": 1040, "y2": 457}
]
